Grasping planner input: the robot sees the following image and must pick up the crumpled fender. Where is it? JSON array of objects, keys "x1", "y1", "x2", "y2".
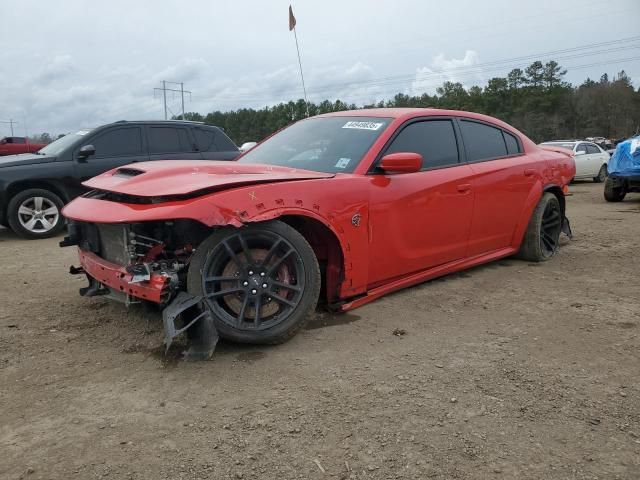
[{"x1": 62, "y1": 175, "x2": 372, "y2": 299}]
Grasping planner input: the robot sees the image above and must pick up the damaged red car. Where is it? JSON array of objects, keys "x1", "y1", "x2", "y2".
[{"x1": 61, "y1": 109, "x2": 575, "y2": 358}]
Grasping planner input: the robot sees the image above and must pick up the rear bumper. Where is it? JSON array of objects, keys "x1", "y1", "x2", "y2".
[
  {"x1": 78, "y1": 248, "x2": 170, "y2": 303},
  {"x1": 609, "y1": 174, "x2": 640, "y2": 191}
]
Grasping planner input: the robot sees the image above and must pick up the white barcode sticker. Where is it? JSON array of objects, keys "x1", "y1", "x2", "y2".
[
  {"x1": 335, "y1": 158, "x2": 351, "y2": 169},
  {"x1": 342, "y1": 121, "x2": 384, "y2": 131}
]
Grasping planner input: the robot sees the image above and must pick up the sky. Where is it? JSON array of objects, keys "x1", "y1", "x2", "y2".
[{"x1": 0, "y1": 0, "x2": 639, "y2": 136}]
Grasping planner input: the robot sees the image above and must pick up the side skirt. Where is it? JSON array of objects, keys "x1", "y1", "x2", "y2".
[{"x1": 339, "y1": 247, "x2": 517, "y2": 311}]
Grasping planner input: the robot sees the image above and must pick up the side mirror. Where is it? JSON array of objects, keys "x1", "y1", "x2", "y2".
[
  {"x1": 575, "y1": 150, "x2": 586, "y2": 156},
  {"x1": 239, "y1": 141, "x2": 257, "y2": 153},
  {"x1": 78, "y1": 144, "x2": 96, "y2": 160},
  {"x1": 379, "y1": 152, "x2": 422, "y2": 174}
]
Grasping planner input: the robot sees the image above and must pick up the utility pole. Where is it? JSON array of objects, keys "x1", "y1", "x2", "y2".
[
  {"x1": 180, "y1": 83, "x2": 185, "y2": 119},
  {"x1": 162, "y1": 80, "x2": 167, "y2": 120},
  {"x1": 0, "y1": 118, "x2": 18, "y2": 136},
  {"x1": 154, "y1": 81, "x2": 191, "y2": 120}
]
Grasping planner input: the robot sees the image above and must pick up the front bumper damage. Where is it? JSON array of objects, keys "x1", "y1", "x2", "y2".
[{"x1": 61, "y1": 222, "x2": 218, "y2": 361}]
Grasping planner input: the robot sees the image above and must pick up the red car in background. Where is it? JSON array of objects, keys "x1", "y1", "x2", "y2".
[
  {"x1": 0, "y1": 136, "x2": 47, "y2": 156},
  {"x1": 62, "y1": 108, "x2": 575, "y2": 358}
]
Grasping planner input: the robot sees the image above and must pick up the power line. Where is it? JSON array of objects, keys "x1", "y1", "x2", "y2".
[
  {"x1": 0, "y1": 118, "x2": 19, "y2": 136},
  {"x1": 195, "y1": 36, "x2": 640, "y2": 104},
  {"x1": 153, "y1": 81, "x2": 192, "y2": 119}
]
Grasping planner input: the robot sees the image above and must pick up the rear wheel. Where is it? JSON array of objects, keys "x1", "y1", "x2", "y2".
[
  {"x1": 7, "y1": 188, "x2": 65, "y2": 239},
  {"x1": 593, "y1": 164, "x2": 607, "y2": 183},
  {"x1": 187, "y1": 220, "x2": 321, "y2": 344},
  {"x1": 517, "y1": 193, "x2": 562, "y2": 262},
  {"x1": 604, "y1": 177, "x2": 626, "y2": 202}
]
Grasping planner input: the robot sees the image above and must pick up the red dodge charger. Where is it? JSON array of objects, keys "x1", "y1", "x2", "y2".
[{"x1": 62, "y1": 108, "x2": 576, "y2": 358}]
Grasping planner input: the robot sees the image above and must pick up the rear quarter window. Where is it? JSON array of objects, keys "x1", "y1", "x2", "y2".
[
  {"x1": 503, "y1": 131, "x2": 521, "y2": 155},
  {"x1": 194, "y1": 128, "x2": 215, "y2": 151},
  {"x1": 460, "y1": 120, "x2": 508, "y2": 162}
]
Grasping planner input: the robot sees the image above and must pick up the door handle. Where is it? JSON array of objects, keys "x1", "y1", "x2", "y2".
[
  {"x1": 457, "y1": 183, "x2": 471, "y2": 193},
  {"x1": 524, "y1": 168, "x2": 536, "y2": 177}
]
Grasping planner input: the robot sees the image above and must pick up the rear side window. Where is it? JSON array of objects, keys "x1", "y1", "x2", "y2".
[
  {"x1": 215, "y1": 130, "x2": 239, "y2": 151},
  {"x1": 503, "y1": 131, "x2": 521, "y2": 155},
  {"x1": 148, "y1": 127, "x2": 194, "y2": 154},
  {"x1": 194, "y1": 128, "x2": 216, "y2": 151},
  {"x1": 90, "y1": 127, "x2": 143, "y2": 158},
  {"x1": 586, "y1": 144, "x2": 600, "y2": 154},
  {"x1": 460, "y1": 120, "x2": 508, "y2": 161},
  {"x1": 384, "y1": 120, "x2": 459, "y2": 169}
]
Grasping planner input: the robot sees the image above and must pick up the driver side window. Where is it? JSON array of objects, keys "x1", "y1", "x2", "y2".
[
  {"x1": 384, "y1": 120, "x2": 459, "y2": 170},
  {"x1": 87, "y1": 127, "x2": 143, "y2": 159}
]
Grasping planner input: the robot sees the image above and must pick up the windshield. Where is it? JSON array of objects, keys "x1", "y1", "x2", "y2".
[
  {"x1": 38, "y1": 130, "x2": 92, "y2": 156},
  {"x1": 542, "y1": 141, "x2": 576, "y2": 150},
  {"x1": 237, "y1": 116, "x2": 392, "y2": 173}
]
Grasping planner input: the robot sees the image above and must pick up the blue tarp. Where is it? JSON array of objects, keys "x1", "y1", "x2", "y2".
[{"x1": 608, "y1": 136, "x2": 640, "y2": 176}]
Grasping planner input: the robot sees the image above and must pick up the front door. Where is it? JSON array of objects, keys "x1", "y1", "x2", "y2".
[
  {"x1": 74, "y1": 126, "x2": 149, "y2": 180},
  {"x1": 367, "y1": 118, "x2": 474, "y2": 286}
]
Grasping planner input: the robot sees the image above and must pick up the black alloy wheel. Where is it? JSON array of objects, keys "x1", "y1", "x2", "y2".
[
  {"x1": 516, "y1": 192, "x2": 563, "y2": 262},
  {"x1": 539, "y1": 200, "x2": 562, "y2": 258},
  {"x1": 188, "y1": 221, "x2": 320, "y2": 344}
]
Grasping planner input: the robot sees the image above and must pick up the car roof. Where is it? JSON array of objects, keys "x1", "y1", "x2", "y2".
[
  {"x1": 316, "y1": 108, "x2": 519, "y2": 132},
  {"x1": 111, "y1": 120, "x2": 207, "y2": 126}
]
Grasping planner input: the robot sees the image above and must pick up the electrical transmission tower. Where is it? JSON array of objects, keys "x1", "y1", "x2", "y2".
[
  {"x1": 153, "y1": 81, "x2": 192, "y2": 120},
  {"x1": 0, "y1": 118, "x2": 19, "y2": 136}
]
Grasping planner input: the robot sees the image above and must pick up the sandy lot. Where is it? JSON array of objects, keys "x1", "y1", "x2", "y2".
[{"x1": 1, "y1": 183, "x2": 639, "y2": 480}]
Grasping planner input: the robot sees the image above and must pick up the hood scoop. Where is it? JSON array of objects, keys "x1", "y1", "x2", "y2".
[{"x1": 113, "y1": 167, "x2": 146, "y2": 178}]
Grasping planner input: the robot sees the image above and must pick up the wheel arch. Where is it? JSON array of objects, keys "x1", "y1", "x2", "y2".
[
  {"x1": 543, "y1": 185, "x2": 566, "y2": 216},
  {"x1": 6, "y1": 180, "x2": 71, "y2": 204},
  {"x1": 511, "y1": 182, "x2": 566, "y2": 249},
  {"x1": 272, "y1": 214, "x2": 345, "y2": 304}
]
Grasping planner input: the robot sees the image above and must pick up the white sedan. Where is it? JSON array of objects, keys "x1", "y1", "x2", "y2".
[{"x1": 540, "y1": 140, "x2": 609, "y2": 182}]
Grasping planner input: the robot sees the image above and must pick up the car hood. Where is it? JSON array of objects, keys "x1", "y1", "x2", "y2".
[
  {"x1": 83, "y1": 160, "x2": 335, "y2": 197},
  {"x1": 0, "y1": 153, "x2": 55, "y2": 167}
]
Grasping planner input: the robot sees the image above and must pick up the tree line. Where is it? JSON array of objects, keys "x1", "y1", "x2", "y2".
[{"x1": 179, "y1": 60, "x2": 639, "y2": 146}]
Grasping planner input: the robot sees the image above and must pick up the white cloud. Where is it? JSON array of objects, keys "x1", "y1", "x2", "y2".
[{"x1": 411, "y1": 50, "x2": 482, "y2": 96}]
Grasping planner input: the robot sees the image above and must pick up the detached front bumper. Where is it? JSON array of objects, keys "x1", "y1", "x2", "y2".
[{"x1": 77, "y1": 248, "x2": 170, "y2": 303}]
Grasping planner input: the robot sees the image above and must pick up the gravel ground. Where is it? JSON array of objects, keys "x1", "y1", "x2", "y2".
[{"x1": 1, "y1": 182, "x2": 639, "y2": 480}]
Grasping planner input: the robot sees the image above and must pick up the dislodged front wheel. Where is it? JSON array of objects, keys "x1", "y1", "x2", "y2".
[{"x1": 187, "y1": 221, "x2": 321, "y2": 344}]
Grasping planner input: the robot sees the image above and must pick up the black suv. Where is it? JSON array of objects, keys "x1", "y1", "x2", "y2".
[{"x1": 0, "y1": 120, "x2": 240, "y2": 239}]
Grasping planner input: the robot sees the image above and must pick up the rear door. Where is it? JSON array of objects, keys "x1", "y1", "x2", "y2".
[
  {"x1": 585, "y1": 143, "x2": 606, "y2": 175},
  {"x1": 74, "y1": 126, "x2": 148, "y2": 180},
  {"x1": 146, "y1": 125, "x2": 202, "y2": 160},
  {"x1": 574, "y1": 142, "x2": 591, "y2": 177},
  {"x1": 367, "y1": 118, "x2": 475, "y2": 285},
  {"x1": 458, "y1": 119, "x2": 537, "y2": 256}
]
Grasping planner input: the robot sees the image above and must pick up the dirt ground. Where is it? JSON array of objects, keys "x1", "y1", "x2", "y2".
[{"x1": 1, "y1": 182, "x2": 639, "y2": 480}]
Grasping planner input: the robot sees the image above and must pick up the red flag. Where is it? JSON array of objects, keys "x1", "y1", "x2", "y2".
[{"x1": 288, "y1": 5, "x2": 296, "y2": 31}]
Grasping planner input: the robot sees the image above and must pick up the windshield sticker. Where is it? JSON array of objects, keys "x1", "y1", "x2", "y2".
[
  {"x1": 76, "y1": 130, "x2": 90, "y2": 136},
  {"x1": 335, "y1": 158, "x2": 351, "y2": 169},
  {"x1": 342, "y1": 121, "x2": 384, "y2": 131}
]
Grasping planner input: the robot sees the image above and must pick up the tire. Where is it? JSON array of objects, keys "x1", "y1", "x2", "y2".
[
  {"x1": 593, "y1": 164, "x2": 607, "y2": 183},
  {"x1": 7, "y1": 188, "x2": 66, "y2": 239},
  {"x1": 517, "y1": 192, "x2": 563, "y2": 262},
  {"x1": 604, "y1": 177, "x2": 626, "y2": 202},
  {"x1": 187, "y1": 220, "x2": 321, "y2": 344}
]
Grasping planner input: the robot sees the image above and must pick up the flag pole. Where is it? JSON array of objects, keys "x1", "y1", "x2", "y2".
[{"x1": 289, "y1": 6, "x2": 310, "y2": 117}]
